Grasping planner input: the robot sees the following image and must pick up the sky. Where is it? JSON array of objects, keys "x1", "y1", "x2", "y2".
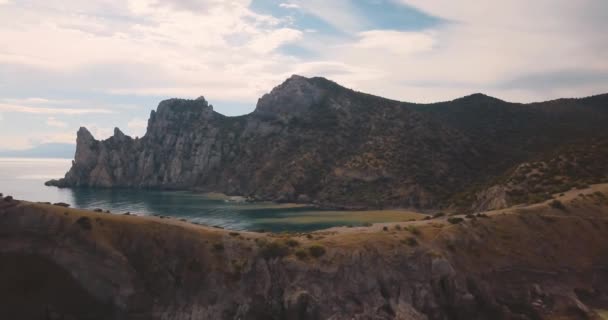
[{"x1": 0, "y1": 0, "x2": 607, "y2": 150}]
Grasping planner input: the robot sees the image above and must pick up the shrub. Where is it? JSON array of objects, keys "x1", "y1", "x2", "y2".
[
  {"x1": 447, "y1": 217, "x2": 464, "y2": 224},
  {"x1": 295, "y1": 249, "x2": 308, "y2": 260},
  {"x1": 285, "y1": 239, "x2": 300, "y2": 247},
  {"x1": 401, "y1": 237, "x2": 418, "y2": 247},
  {"x1": 308, "y1": 244, "x2": 326, "y2": 258},
  {"x1": 212, "y1": 243, "x2": 224, "y2": 252},
  {"x1": 382, "y1": 226, "x2": 388, "y2": 231},
  {"x1": 4, "y1": 195, "x2": 13, "y2": 202},
  {"x1": 476, "y1": 213, "x2": 489, "y2": 218},
  {"x1": 394, "y1": 224, "x2": 402, "y2": 230},
  {"x1": 432, "y1": 212, "x2": 445, "y2": 218},
  {"x1": 260, "y1": 241, "x2": 290, "y2": 259},
  {"x1": 305, "y1": 234, "x2": 313, "y2": 239},
  {"x1": 229, "y1": 232, "x2": 240, "y2": 237},
  {"x1": 465, "y1": 214, "x2": 476, "y2": 219},
  {"x1": 406, "y1": 226, "x2": 421, "y2": 235},
  {"x1": 362, "y1": 222, "x2": 373, "y2": 227},
  {"x1": 53, "y1": 202, "x2": 70, "y2": 207},
  {"x1": 75, "y1": 217, "x2": 92, "y2": 230},
  {"x1": 549, "y1": 200, "x2": 566, "y2": 210},
  {"x1": 93, "y1": 208, "x2": 103, "y2": 212}
]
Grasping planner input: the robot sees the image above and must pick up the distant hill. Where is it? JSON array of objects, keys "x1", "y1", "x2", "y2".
[
  {"x1": 0, "y1": 143, "x2": 75, "y2": 159},
  {"x1": 47, "y1": 75, "x2": 608, "y2": 210}
]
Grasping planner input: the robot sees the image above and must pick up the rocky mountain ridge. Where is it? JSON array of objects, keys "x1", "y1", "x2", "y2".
[{"x1": 47, "y1": 75, "x2": 608, "y2": 210}]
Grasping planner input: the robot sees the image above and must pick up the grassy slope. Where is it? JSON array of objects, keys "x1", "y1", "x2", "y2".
[{"x1": 1, "y1": 185, "x2": 608, "y2": 319}]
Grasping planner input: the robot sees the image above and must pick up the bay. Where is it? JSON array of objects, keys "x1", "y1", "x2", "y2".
[{"x1": 0, "y1": 157, "x2": 421, "y2": 232}]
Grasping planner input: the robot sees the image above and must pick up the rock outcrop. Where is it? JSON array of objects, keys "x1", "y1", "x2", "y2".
[
  {"x1": 2, "y1": 186, "x2": 608, "y2": 319},
  {"x1": 47, "y1": 76, "x2": 608, "y2": 209}
]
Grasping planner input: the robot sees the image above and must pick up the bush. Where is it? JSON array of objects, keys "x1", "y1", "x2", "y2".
[
  {"x1": 394, "y1": 224, "x2": 402, "y2": 230},
  {"x1": 53, "y1": 202, "x2": 70, "y2": 207},
  {"x1": 260, "y1": 241, "x2": 290, "y2": 259},
  {"x1": 308, "y1": 244, "x2": 326, "y2": 258},
  {"x1": 382, "y1": 226, "x2": 388, "y2": 231},
  {"x1": 4, "y1": 195, "x2": 13, "y2": 202},
  {"x1": 285, "y1": 239, "x2": 300, "y2": 247},
  {"x1": 295, "y1": 249, "x2": 308, "y2": 260},
  {"x1": 362, "y1": 222, "x2": 373, "y2": 227},
  {"x1": 476, "y1": 213, "x2": 489, "y2": 218},
  {"x1": 93, "y1": 208, "x2": 103, "y2": 212},
  {"x1": 401, "y1": 237, "x2": 418, "y2": 247},
  {"x1": 229, "y1": 232, "x2": 240, "y2": 237},
  {"x1": 406, "y1": 226, "x2": 420, "y2": 235},
  {"x1": 549, "y1": 200, "x2": 566, "y2": 210},
  {"x1": 212, "y1": 243, "x2": 224, "y2": 252},
  {"x1": 432, "y1": 212, "x2": 445, "y2": 218},
  {"x1": 447, "y1": 217, "x2": 464, "y2": 224},
  {"x1": 75, "y1": 217, "x2": 92, "y2": 230},
  {"x1": 465, "y1": 214, "x2": 476, "y2": 219}
]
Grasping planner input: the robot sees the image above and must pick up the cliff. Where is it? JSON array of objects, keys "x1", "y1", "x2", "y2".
[
  {"x1": 2, "y1": 185, "x2": 608, "y2": 319},
  {"x1": 47, "y1": 76, "x2": 608, "y2": 209}
]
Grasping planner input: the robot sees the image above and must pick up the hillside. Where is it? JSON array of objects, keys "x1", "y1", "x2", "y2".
[
  {"x1": 2, "y1": 186, "x2": 608, "y2": 319},
  {"x1": 46, "y1": 75, "x2": 608, "y2": 209}
]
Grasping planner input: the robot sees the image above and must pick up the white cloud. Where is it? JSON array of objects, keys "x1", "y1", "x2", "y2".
[
  {"x1": 279, "y1": 3, "x2": 300, "y2": 9},
  {"x1": 294, "y1": 0, "x2": 608, "y2": 103},
  {"x1": 46, "y1": 117, "x2": 68, "y2": 128},
  {"x1": 0, "y1": 112, "x2": 3, "y2": 121},
  {"x1": 0, "y1": 103, "x2": 114, "y2": 115}
]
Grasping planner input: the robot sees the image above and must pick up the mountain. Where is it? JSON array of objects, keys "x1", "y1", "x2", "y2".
[
  {"x1": 2, "y1": 186, "x2": 608, "y2": 319},
  {"x1": 46, "y1": 75, "x2": 608, "y2": 210},
  {"x1": 0, "y1": 143, "x2": 75, "y2": 159}
]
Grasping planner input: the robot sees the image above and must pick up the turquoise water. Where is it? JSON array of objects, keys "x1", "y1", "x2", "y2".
[{"x1": 0, "y1": 157, "x2": 348, "y2": 232}]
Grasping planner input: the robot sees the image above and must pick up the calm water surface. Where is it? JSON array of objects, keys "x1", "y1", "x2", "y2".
[{"x1": 0, "y1": 157, "x2": 361, "y2": 232}]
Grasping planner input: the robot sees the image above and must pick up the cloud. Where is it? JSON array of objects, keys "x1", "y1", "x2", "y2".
[
  {"x1": 46, "y1": 117, "x2": 68, "y2": 128},
  {"x1": 279, "y1": 3, "x2": 300, "y2": 9},
  {"x1": 0, "y1": 103, "x2": 114, "y2": 115}
]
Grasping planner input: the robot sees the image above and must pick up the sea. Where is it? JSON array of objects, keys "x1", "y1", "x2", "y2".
[{"x1": 0, "y1": 157, "x2": 361, "y2": 232}]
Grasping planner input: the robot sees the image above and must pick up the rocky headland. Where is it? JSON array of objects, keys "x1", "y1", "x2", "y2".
[{"x1": 46, "y1": 75, "x2": 608, "y2": 211}]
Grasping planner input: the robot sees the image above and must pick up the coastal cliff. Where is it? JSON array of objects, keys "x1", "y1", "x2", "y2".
[
  {"x1": 2, "y1": 185, "x2": 608, "y2": 319},
  {"x1": 47, "y1": 76, "x2": 608, "y2": 209}
]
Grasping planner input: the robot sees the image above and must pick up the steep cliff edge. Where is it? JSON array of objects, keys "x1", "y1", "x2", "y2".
[
  {"x1": 2, "y1": 185, "x2": 608, "y2": 319},
  {"x1": 47, "y1": 76, "x2": 608, "y2": 209}
]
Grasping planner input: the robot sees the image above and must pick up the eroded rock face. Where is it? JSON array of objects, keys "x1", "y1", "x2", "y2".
[{"x1": 47, "y1": 76, "x2": 608, "y2": 209}]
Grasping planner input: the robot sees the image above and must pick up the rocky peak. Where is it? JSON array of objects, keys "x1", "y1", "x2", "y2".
[
  {"x1": 254, "y1": 75, "x2": 327, "y2": 117},
  {"x1": 457, "y1": 93, "x2": 503, "y2": 104},
  {"x1": 76, "y1": 127, "x2": 95, "y2": 144},
  {"x1": 113, "y1": 127, "x2": 125, "y2": 138},
  {"x1": 156, "y1": 97, "x2": 211, "y2": 115}
]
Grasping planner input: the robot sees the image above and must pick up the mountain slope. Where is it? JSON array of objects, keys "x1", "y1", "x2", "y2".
[{"x1": 46, "y1": 76, "x2": 608, "y2": 209}]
